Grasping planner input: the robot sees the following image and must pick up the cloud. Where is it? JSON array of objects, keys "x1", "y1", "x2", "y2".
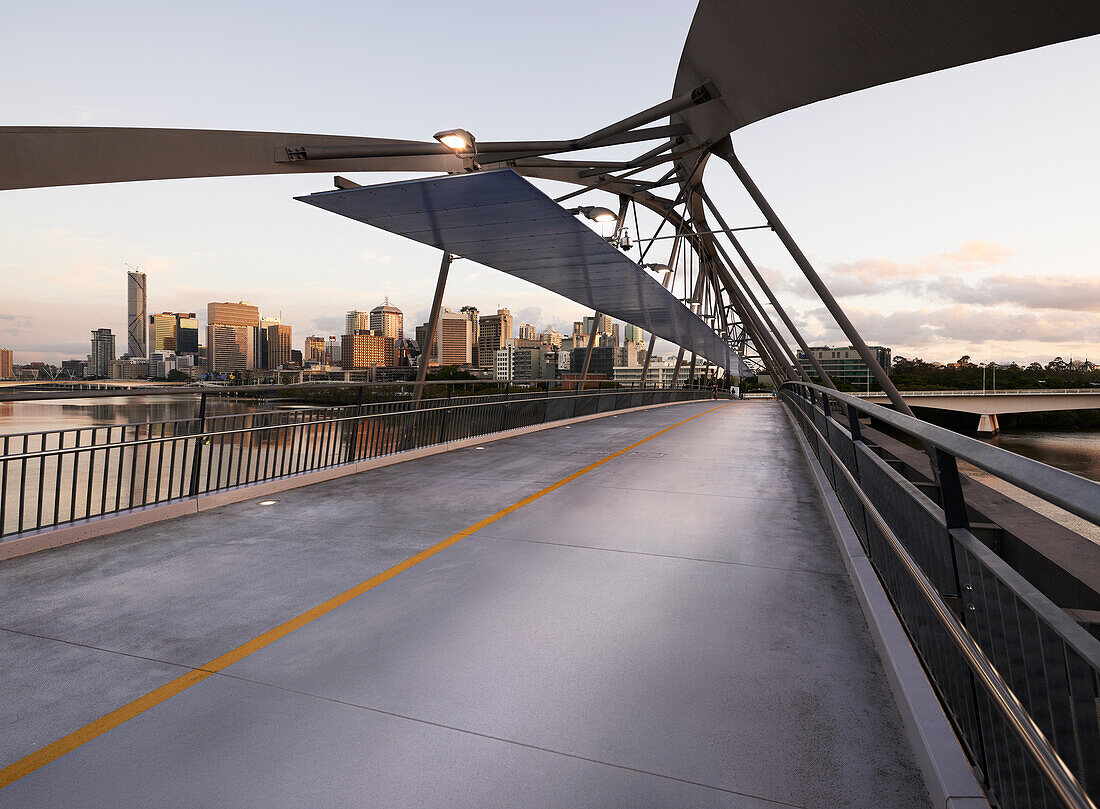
[
  {"x1": 359, "y1": 250, "x2": 393, "y2": 265},
  {"x1": 515, "y1": 306, "x2": 543, "y2": 325},
  {"x1": 820, "y1": 240, "x2": 1012, "y2": 297},
  {"x1": 792, "y1": 304, "x2": 1099, "y2": 355},
  {"x1": 927, "y1": 274, "x2": 1100, "y2": 312},
  {"x1": 308, "y1": 315, "x2": 344, "y2": 335}
]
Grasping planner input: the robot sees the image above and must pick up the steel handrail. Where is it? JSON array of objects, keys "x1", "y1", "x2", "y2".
[
  {"x1": 850, "y1": 388, "x2": 1099, "y2": 397},
  {"x1": 784, "y1": 396, "x2": 1098, "y2": 809},
  {"x1": 0, "y1": 389, "x2": 706, "y2": 463},
  {"x1": 782, "y1": 381, "x2": 1100, "y2": 525}
]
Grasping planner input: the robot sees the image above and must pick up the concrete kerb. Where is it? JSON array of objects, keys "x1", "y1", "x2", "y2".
[
  {"x1": 782, "y1": 406, "x2": 990, "y2": 809},
  {"x1": 0, "y1": 397, "x2": 722, "y2": 562}
]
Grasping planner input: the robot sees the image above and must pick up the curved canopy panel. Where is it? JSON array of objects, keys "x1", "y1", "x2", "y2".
[
  {"x1": 674, "y1": 0, "x2": 1100, "y2": 144},
  {"x1": 297, "y1": 169, "x2": 734, "y2": 370}
]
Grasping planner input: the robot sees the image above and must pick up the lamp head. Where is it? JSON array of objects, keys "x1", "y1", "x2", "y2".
[
  {"x1": 433, "y1": 129, "x2": 476, "y2": 151},
  {"x1": 569, "y1": 206, "x2": 617, "y2": 223}
]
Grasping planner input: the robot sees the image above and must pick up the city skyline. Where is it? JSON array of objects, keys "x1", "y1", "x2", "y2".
[{"x1": 1, "y1": 2, "x2": 1097, "y2": 366}]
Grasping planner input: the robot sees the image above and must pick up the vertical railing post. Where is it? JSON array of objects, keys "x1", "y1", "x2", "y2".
[
  {"x1": 936, "y1": 450, "x2": 970, "y2": 531},
  {"x1": 345, "y1": 385, "x2": 364, "y2": 463},
  {"x1": 188, "y1": 392, "x2": 208, "y2": 497}
]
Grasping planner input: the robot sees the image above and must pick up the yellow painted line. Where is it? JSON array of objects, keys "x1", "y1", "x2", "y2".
[{"x1": 0, "y1": 402, "x2": 729, "y2": 789}]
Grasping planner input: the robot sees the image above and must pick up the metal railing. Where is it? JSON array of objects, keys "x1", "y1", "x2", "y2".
[
  {"x1": 850, "y1": 388, "x2": 1100, "y2": 398},
  {"x1": 0, "y1": 386, "x2": 720, "y2": 539},
  {"x1": 780, "y1": 381, "x2": 1100, "y2": 809}
]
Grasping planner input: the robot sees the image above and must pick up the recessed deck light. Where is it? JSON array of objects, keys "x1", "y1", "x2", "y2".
[{"x1": 259, "y1": 500, "x2": 279, "y2": 506}]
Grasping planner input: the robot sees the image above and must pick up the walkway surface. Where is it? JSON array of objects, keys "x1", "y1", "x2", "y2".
[{"x1": 0, "y1": 401, "x2": 930, "y2": 808}]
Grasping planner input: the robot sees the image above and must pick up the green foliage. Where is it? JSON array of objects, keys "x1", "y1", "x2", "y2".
[{"x1": 890, "y1": 356, "x2": 1099, "y2": 391}]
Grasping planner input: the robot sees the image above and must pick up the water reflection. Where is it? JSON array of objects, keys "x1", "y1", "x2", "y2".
[
  {"x1": 982, "y1": 431, "x2": 1100, "y2": 482},
  {"x1": 0, "y1": 396, "x2": 277, "y2": 437}
]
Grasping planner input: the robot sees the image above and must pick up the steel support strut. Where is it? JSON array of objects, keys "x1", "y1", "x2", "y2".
[
  {"x1": 714, "y1": 142, "x2": 914, "y2": 418},
  {"x1": 696, "y1": 185, "x2": 836, "y2": 388},
  {"x1": 414, "y1": 251, "x2": 452, "y2": 403}
]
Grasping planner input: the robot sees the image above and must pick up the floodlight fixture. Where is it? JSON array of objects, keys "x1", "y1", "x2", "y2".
[
  {"x1": 641, "y1": 263, "x2": 672, "y2": 274},
  {"x1": 568, "y1": 206, "x2": 617, "y2": 223},
  {"x1": 433, "y1": 129, "x2": 476, "y2": 151}
]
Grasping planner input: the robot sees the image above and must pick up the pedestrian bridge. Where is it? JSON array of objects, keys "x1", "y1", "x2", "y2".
[
  {"x1": 1, "y1": 391, "x2": 1097, "y2": 809},
  {"x1": 852, "y1": 389, "x2": 1100, "y2": 433},
  {"x1": 0, "y1": 401, "x2": 939, "y2": 807}
]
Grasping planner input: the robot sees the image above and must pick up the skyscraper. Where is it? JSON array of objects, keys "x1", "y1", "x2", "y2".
[
  {"x1": 175, "y1": 314, "x2": 199, "y2": 354},
  {"x1": 460, "y1": 306, "x2": 480, "y2": 365},
  {"x1": 207, "y1": 302, "x2": 259, "y2": 374},
  {"x1": 345, "y1": 310, "x2": 371, "y2": 335},
  {"x1": 519, "y1": 322, "x2": 537, "y2": 341},
  {"x1": 266, "y1": 323, "x2": 292, "y2": 369},
  {"x1": 477, "y1": 308, "x2": 513, "y2": 370},
  {"x1": 623, "y1": 323, "x2": 644, "y2": 344},
  {"x1": 148, "y1": 312, "x2": 177, "y2": 352},
  {"x1": 369, "y1": 298, "x2": 403, "y2": 341},
  {"x1": 89, "y1": 329, "x2": 116, "y2": 377},
  {"x1": 126, "y1": 270, "x2": 147, "y2": 358},
  {"x1": 341, "y1": 330, "x2": 391, "y2": 369},
  {"x1": 416, "y1": 309, "x2": 472, "y2": 366},
  {"x1": 304, "y1": 336, "x2": 327, "y2": 363},
  {"x1": 0, "y1": 348, "x2": 12, "y2": 380}
]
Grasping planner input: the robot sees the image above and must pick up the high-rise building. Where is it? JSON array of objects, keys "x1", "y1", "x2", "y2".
[
  {"x1": 176, "y1": 314, "x2": 199, "y2": 354},
  {"x1": 494, "y1": 341, "x2": 545, "y2": 381},
  {"x1": 0, "y1": 348, "x2": 12, "y2": 379},
  {"x1": 416, "y1": 308, "x2": 472, "y2": 366},
  {"x1": 258, "y1": 316, "x2": 281, "y2": 369},
  {"x1": 304, "y1": 336, "x2": 327, "y2": 364},
  {"x1": 126, "y1": 270, "x2": 147, "y2": 358},
  {"x1": 148, "y1": 313, "x2": 177, "y2": 352},
  {"x1": 208, "y1": 301, "x2": 260, "y2": 328},
  {"x1": 460, "y1": 306, "x2": 479, "y2": 365},
  {"x1": 623, "y1": 323, "x2": 644, "y2": 344},
  {"x1": 477, "y1": 308, "x2": 513, "y2": 369},
  {"x1": 266, "y1": 323, "x2": 292, "y2": 369},
  {"x1": 539, "y1": 328, "x2": 562, "y2": 348},
  {"x1": 207, "y1": 302, "x2": 260, "y2": 374},
  {"x1": 519, "y1": 322, "x2": 537, "y2": 341},
  {"x1": 570, "y1": 346, "x2": 614, "y2": 378},
  {"x1": 369, "y1": 298, "x2": 403, "y2": 340},
  {"x1": 207, "y1": 325, "x2": 254, "y2": 374},
  {"x1": 89, "y1": 328, "x2": 116, "y2": 377},
  {"x1": 341, "y1": 330, "x2": 391, "y2": 369},
  {"x1": 345, "y1": 310, "x2": 371, "y2": 335}
]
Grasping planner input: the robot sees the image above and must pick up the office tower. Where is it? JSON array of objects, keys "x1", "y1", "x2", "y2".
[
  {"x1": 258, "y1": 316, "x2": 281, "y2": 369},
  {"x1": 148, "y1": 312, "x2": 177, "y2": 352},
  {"x1": 623, "y1": 323, "x2": 644, "y2": 344},
  {"x1": 570, "y1": 346, "x2": 614, "y2": 378},
  {"x1": 341, "y1": 330, "x2": 390, "y2": 369},
  {"x1": 304, "y1": 336, "x2": 327, "y2": 363},
  {"x1": 539, "y1": 328, "x2": 562, "y2": 348},
  {"x1": 0, "y1": 348, "x2": 12, "y2": 379},
  {"x1": 345, "y1": 310, "x2": 371, "y2": 335},
  {"x1": 266, "y1": 323, "x2": 292, "y2": 369},
  {"x1": 208, "y1": 301, "x2": 260, "y2": 328},
  {"x1": 494, "y1": 341, "x2": 545, "y2": 381},
  {"x1": 89, "y1": 329, "x2": 116, "y2": 377},
  {"x1": 416, "y1": 308, "x2": 472, "y2": 366},
  {"x1": 611, "y1": 323, "x2": 620, "y2": 348},
  {"x1": 207, "y1": 302, "x2": 260, "y2": 374},
  {"x1": 459, "y1": 306, "x2": 479, "y2": 364},
  {"x1": 477, "y1": 308, "x2": 512, "y2": 369},
  {"x1": 175, "y1": 314, "x2": 199, "y2": 355},
  {"x1": 126, "y1": 270, "x2": 147, "y2": 358},
  {"x1": 370, "y1": 298, "x2": 403, "y2": 340},
  {"x1": 519, "y1": 322, "x2": 537, "y2": 341}
]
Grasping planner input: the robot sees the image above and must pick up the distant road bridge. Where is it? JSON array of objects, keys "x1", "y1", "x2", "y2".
[{"x1": 851, "y1": 388, "x2": 1100, "y2": 433}]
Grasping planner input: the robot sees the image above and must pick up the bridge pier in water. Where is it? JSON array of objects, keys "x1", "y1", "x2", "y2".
[{"x1": 976, "y1": 413, "x2": 1000, "y2": 435}]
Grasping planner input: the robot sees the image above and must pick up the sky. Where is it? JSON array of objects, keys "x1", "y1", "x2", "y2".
[{"x1": 1, "y1": 1, "x2": 1098, "y2": 367}]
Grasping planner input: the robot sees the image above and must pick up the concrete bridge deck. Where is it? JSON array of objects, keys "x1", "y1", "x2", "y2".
[{"x1": 0, "y1": 401, "x2": 930, "y2": 808}]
